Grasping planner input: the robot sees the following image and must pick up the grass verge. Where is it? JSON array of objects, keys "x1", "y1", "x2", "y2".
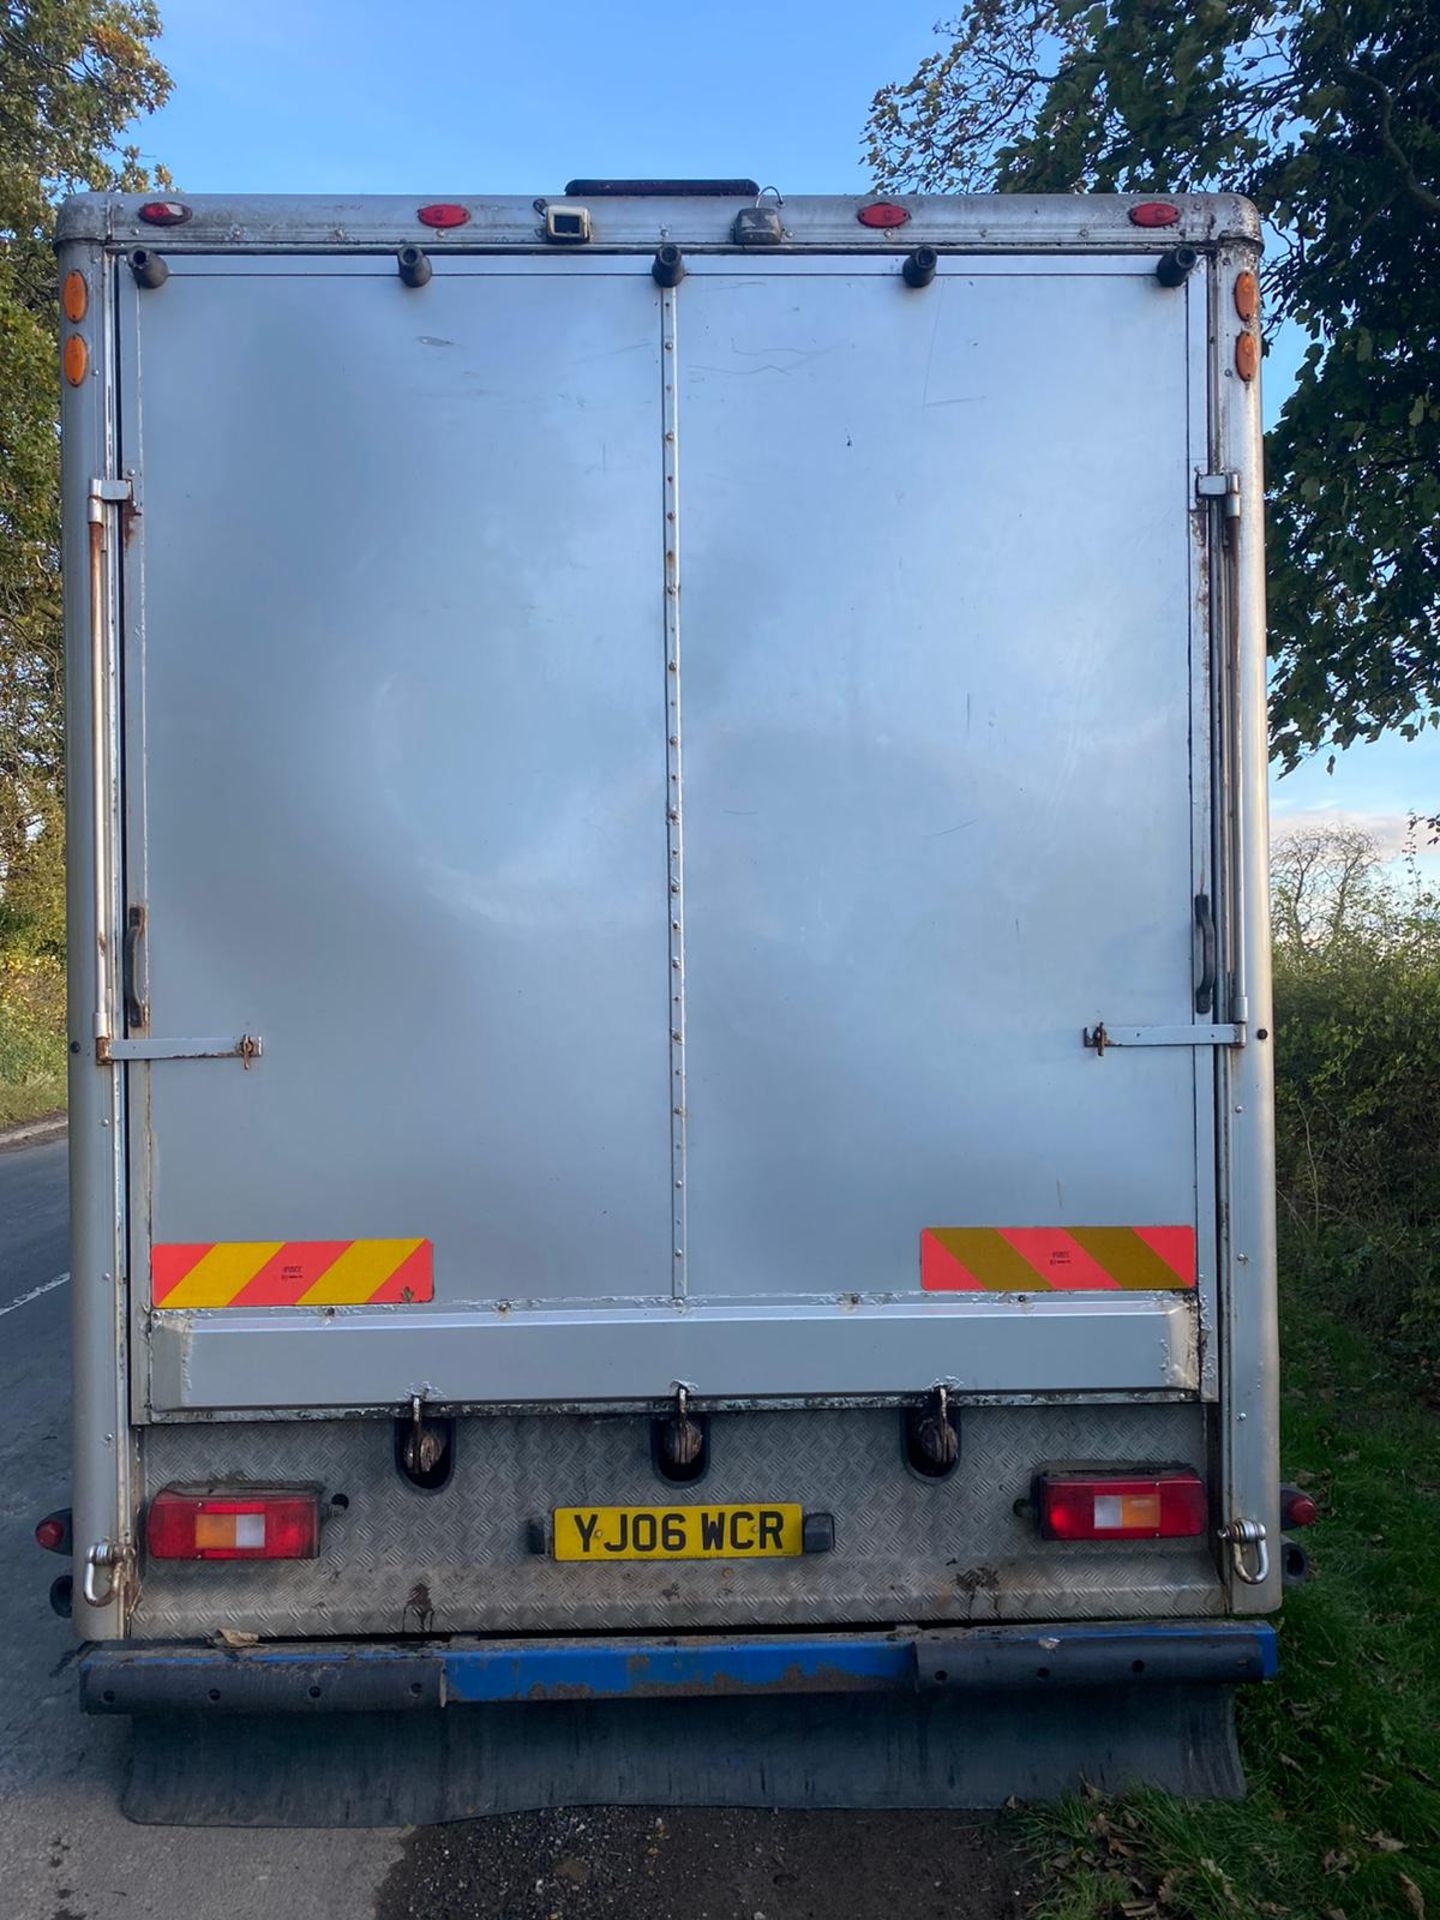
[
  {"x1": 0, "y1": 950, "x2": 66, "y2": 1129},
  {"x1": 0, "y1": 1079, "x2": 65, "y2": 1129},
  {"x1": 1027, "y1": 1292, "x2": 1440, "y2": 1920}
]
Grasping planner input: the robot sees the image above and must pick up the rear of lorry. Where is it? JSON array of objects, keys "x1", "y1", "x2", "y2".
[{"x1": 54, "y1": 185, "x2": 1280, "y2": 1815}]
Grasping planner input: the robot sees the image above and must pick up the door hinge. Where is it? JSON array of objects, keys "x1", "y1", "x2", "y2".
[
  {"x1": 1195, "y1": 470, "x2": 1241, "y2": 519},
  {"x1": 87, "y1": 475, "x2": 133, "y2": 518}
]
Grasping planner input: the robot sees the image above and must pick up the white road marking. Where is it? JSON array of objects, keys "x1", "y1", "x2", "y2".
[{"x1": 0, "y1": 1271, "x2": 69, "y2": 1318}]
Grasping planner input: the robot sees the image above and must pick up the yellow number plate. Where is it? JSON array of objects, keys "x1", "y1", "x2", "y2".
[{"x1": 553, "y1": 1503, "x2": 804, "y2": 1562}]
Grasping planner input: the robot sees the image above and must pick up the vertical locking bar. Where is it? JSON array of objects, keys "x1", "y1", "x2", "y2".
[
  {"x1": 87, "y1": 475, "x2": 131, "y2": 1056},
  {"x1": 87, "y1": 482, "x2": 115, "y2": 1048},
  {"x1": 62, "y1": 230, "x2": 134, "y2": 1639},
  {"x1": 661, "y1": 269, "x2": 688, "y2": 1299}
]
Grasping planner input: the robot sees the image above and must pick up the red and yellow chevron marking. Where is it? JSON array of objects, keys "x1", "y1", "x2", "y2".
[
  {"x1": 151, "y1": 1239, "x2": 432, "y2": 1309},
  {"x1": 921, "y1": 1226, "x2": 1195, "y2": 1293}
]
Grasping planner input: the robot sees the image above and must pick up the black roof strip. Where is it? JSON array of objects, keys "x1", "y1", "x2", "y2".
[{"x1": 563, "y1": 179, "x2": 761, "y2": 198}]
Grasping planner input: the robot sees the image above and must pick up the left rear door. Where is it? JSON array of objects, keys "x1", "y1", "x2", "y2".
[{"x1": 119, "y1": 255, "x2": 672, "y2": 1409}]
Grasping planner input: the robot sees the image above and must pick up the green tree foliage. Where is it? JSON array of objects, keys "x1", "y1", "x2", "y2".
[
  {"x1": 0, "y1": 0, "x2": 170, "y2": 958},
  {"x1": 867, "y1": 0, "x2": 1440, "y2": 775},
  {"x1": 1269, "y1": 826, "x2": 1440, "y2": 1382}
]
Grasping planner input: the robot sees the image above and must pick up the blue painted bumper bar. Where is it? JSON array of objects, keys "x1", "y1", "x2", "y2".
[{"x1": 81, "y1": 1622, "x2": 1276, "y2": 1715}]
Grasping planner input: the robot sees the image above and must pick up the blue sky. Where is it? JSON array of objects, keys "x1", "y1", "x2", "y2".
[{"x1": 135, "y1": 0, "x2": 1438, "y2": 862}]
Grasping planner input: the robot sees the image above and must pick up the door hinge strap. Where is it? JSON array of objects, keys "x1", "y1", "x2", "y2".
[
  {"x1": 1195, "y1": 470, "x2": 1241, "y2": 518},
  {"x1": 1083, "y1": 1022, "x2": 1245, "y2": 1055},
  {"x1": 87, "y1": 475, "x2": 133, "y2": 517},
  {"x1": 96, "y1": 1034, "x2": 262, "y2": 1065}
]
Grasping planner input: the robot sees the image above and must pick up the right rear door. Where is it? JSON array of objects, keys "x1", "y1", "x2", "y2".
[{"x1": 678, "y1": 255, "x2": 1216, "y2": 1330}]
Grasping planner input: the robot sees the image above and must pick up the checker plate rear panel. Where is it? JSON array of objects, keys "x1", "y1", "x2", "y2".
[{"x1": 132, "y1": 1404, "x2": 1222, "y2": 1640}]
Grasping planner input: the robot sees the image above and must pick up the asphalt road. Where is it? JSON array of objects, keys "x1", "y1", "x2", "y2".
[
  {"x1": 0, "y1": 1131, "x2": 401, "y2": 1920},
  {"x1": 0, "y1": 1132, "x2": 1029, "y2": 1920}
]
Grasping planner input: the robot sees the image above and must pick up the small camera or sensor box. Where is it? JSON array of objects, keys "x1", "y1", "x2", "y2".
[{"x1": 545, "y1": 202, "x2": 592, "y2": 244}]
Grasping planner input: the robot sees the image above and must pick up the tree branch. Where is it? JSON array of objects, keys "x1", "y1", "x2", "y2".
[{"x1": 1341, "y1": 58, "x2": 1440, "y2": 215}]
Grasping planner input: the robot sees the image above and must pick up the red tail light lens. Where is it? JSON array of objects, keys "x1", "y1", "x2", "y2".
[
  {"x1": 416, "y1": 202, "x2": 470, "y2": 229},
  {"x1": 146, "y1": 1487, "x2": 320, "y2": 1560},
  {"x1": 138, "y1": 201, "x2": 192, "y2": 226},
  {"x1": 1281, "y1": 1485, "x2": 1318, "y2": 1528},
  {"x1": 34, "y1": 1513, "x2": 70, "y2": 1554},
  {"x1": 857, "y1": 201, "x2": 910, "y2": 228},
  {"x1": 1128, "y1": 201, "x2": 1181, "y2": 228},
  {"x1": 1035, "y1": 1470, "x2": 1207, "y2": 1540}
]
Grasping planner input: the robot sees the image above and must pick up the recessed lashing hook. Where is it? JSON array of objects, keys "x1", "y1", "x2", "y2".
[
  {"x1": 654, "y1": 1383, "x2": 708, "y2": 1483},
  {"x1": 396, "y1": 1393, "x2": 454, "y2": 1490},
  {"x1": 906, "y1": 1383, "x2": 961, "y2": 1476}
]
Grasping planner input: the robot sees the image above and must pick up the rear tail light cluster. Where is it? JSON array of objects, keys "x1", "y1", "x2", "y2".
[
  {"x1": 146, "y1": 1487, "x2": 320, "y2": 1561},
  {"x1": 1034, "y1": 1469, "x2": 1207, "y2": 1541}
]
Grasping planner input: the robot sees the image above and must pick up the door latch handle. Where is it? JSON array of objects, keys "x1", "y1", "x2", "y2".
[
  {"x1": 124, "y1": 904, "x2": 148, "y2": 1032},
  {"x1": 1194, "y1": 893, "x2": 1217, "y2": 1014}
]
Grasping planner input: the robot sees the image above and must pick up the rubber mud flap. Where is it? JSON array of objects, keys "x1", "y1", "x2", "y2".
[{"x1": 123, "y1": 1687, "x2": 1245, "y2": 1827}]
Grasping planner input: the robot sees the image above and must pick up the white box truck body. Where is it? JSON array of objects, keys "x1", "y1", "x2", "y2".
[{"x1": 54, "y1": 185, "x2": 1279, "y2": 1813}]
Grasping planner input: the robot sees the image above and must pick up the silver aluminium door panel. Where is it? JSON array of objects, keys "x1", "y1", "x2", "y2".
[
  {"x1": 679, "y1": 259, "x2": 1206, "y2": 1299},
  {"x1": 121, "y1": 252, "x2": 1216, "y2": 1415}
]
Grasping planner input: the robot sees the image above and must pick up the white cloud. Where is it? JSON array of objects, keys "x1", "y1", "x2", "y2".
[{"x1": 1269, "y1": 804, "x2": 1432, "y2": 862}]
